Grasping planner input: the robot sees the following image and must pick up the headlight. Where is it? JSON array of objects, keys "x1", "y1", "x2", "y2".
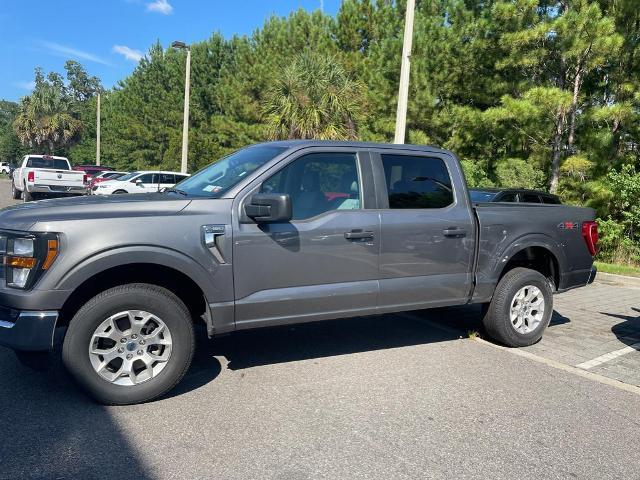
[{"x1": 0, "y1": 232, "x2": 59, "y2": 289}]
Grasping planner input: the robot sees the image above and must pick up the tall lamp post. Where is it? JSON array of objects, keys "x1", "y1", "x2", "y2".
[
  {"x1": 393, "y1": 0, "x2": 415, "y2": 144},
  {"x1": 172, "y1": 41, "x2": 190, "y2": 174}
]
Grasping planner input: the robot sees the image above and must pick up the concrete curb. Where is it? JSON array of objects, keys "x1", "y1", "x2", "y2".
[{"x1": 595, "y1": 271, "x2": 640, "y2": 289}]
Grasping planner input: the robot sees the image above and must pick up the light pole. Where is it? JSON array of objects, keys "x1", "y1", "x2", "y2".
[
  {"x1": 96, "y1": 93, "x2": 101, "y2": 166},
  {"x1": 393, "y1": 0, "x2": 415, "y2": 144},
  {"x1": 172, "y1": 41, "x2": 190, "y2": 174}
]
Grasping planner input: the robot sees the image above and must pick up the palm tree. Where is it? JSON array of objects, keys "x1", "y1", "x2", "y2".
[
  {"x1": 13, "y1": 71, "x2": 82, "y2": 152},
  {"x1": 262, "y1": 53, "x2": 364, "y2": 140}
]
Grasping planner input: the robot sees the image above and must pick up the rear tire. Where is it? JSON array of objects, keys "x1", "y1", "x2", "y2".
[
  {"x1": 22, "y1": 184, "x2": 33, "y2": 202},
  {"x1": 62, "y1": 283, "x2": 195, "y2": 405},
  {"x1": 482, "y1": 267, "x2": 553, "y2": 347}
]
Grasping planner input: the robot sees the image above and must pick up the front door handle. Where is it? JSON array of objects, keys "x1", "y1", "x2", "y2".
[
  {"x1": 443, "y1": 227, "x2": 467, "y2": 238},
  {"x1": 344, "y1": 230, "x2": 374, "y2": 240}
]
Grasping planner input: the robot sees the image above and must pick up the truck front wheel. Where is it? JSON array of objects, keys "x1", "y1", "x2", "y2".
[
  {"x1": 62, "y1": 283, "x2": 195, "y2": 405},
  {"x1": 482, "y1": 267, "x2": 553, "y2": 347},
  {"x1": 11, "y1": 182, "x2": 21, "y2": 199}
]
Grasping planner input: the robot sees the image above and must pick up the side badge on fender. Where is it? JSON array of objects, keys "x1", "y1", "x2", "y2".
[{"x1": 202, "y1": 225, "x2": 226, "y2": 263}]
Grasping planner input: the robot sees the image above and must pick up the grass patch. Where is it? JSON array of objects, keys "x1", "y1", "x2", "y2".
[
  {"x1": 467, "y1": 330, "x2": 479, "y2": 339},
  {"x1": 594, "y1": 261, "x2": 640, "y2": 278}
]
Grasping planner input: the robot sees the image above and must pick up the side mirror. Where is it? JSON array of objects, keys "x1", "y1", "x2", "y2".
[
  {"x1": 245, "y1": 193, "x2": 292, "y2": 223},
  {"x1": 135, "y1": 179, "x2": 143, "y2": 185}
]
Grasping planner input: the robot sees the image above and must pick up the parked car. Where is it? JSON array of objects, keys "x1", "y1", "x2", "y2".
[
  {"x1": 88, "y1": 171, "x2": 128, "y2": 192},
  {"x1": 470, "y1": 188, "x2": 561, "y2": 204},
  {"x1": 73, "y1": 165, "x2": 116, "y2": 183},
  {"x1": 0, "y1": 141, "x2": 598, "y2": 404},
  {"x1": 11, "y1": 154, "x2": 87, "y2": 201},
  {"x1": 92, "y1": 170, "x2": 190, "y2": 195},
  {"x1": 0, "y1": 162, "x2": 9, "y2": 175}
]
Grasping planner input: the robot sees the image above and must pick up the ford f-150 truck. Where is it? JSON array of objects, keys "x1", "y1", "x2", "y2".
[
  {"x1": 0, "y1": 141, "x2": 598, "y2": 404},
  {"x1": 12, "y1": 154, "x2": 87, "y2": 201}
]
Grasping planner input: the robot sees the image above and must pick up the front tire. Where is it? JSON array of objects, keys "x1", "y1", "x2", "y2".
[
  {"x1": 482, "y1": 267, "x2": 553, "y2": 347},
  {"x1": 11, "y1": 182, "x2": 21, "y2": 199},
  {"x1": 62, "y1": 284, "x2": 195, "y2": 405},
  {"x1": 112, "y1": 189, "x2": 128, "y2": 194}
]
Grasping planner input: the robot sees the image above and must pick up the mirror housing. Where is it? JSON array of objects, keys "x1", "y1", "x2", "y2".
[
  {"x1": 135, "y1": 179, "x2": 143, "y2": 185},
  {"x1": 245, "y1": 193, "x2": 292, "y2": 223}
]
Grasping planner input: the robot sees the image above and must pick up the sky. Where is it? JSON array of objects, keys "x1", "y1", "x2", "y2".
[{"x1": 0, "y1": 0, "x2": 341, "y2": 102}]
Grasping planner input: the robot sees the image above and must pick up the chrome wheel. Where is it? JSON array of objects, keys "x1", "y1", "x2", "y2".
[
  {"x1": 509, "y1": 285, "x2": 545, "y2": 334},
  {"x1": 89, "y1": 310, "x2": 172, "y2": 386}
]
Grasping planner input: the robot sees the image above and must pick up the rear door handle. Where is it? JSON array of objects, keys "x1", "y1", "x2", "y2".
[
  {"x1": 443, "y1": 227, "x2": 467, "y2": 238},
  {"x1": 344, "y1": 230, "x2": 374, "y2": 240}
]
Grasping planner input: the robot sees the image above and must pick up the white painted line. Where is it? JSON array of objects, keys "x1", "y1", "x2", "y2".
[
  {"x1": 474, "y1": 337, "x2": 640, "y2": 396},
  {"x1": 402, "y1": 312, "x2": 640, "y2": 396},
  {"x1": 575, "y1": 343, "x2": 640, "y2": 370}
]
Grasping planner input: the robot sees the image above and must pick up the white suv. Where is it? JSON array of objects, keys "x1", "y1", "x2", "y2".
[
  {"x1": 0, "y1": 162, "x2": 10, "y2": 174},
  {"x1": 92, "y1": 170, "x2": 189, "y2": 195}
]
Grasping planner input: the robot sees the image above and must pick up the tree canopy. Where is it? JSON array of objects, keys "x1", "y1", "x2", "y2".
[{"x1": 1, "y1": 0, "x2": 639, "y2": 264}]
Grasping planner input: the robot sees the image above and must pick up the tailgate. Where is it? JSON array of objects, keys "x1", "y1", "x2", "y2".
[{"x1": 33, "y1": 169, "x2": 85, "y2": 186}]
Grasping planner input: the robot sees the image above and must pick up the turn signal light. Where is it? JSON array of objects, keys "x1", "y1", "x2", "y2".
[
  {"x1": 42, "y1": 239, "x2": 59, "y2": 269},
  {"x1": 6, "y1": 256, "x2": 37, "y2": 268}
]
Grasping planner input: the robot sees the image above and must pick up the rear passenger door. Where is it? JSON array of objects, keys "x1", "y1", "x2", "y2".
[{"x1": 372, "y1": 150, "x2": 476, "y2": 311}]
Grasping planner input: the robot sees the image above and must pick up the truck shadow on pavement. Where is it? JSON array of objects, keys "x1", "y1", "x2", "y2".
[
  {"x1": 179, "y1": 305, "x2": 569, "y2": 389},
  {"x1": 0, "y1": 348, "x2": 154, "y2": 480},
  {"x1": 604, "y1": 307, "x2": 640, "y2": 348},
  {"x1": 174, "y1": 310, "x2": 465, "y2": 392}
]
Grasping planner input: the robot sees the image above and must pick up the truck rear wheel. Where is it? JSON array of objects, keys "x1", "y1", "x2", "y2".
[
  {"x1": 62, "y1": 283, "x2": 195, "y2": 405},
  {"x1": 22, "y1": 184, "x2": 32, "y2": 202},
  {"x1": 11, "y1": 181, "x2": 21, "y2": 199},
  {"x1": 482, "y1": 267, "x2": 553, "y2": 347}
]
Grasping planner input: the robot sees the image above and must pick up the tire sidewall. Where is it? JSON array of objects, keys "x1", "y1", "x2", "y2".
[
  {"x1": 487, "y1": 268, "x2": 553, "y2": 347},
  {"x1": 63, "y1": 285, "x2": 194, "y2": 404}
]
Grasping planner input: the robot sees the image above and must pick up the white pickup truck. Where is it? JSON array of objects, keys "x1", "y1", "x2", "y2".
[{"x1": 12, "y1": 155, "x2": 87, "y2": 201}]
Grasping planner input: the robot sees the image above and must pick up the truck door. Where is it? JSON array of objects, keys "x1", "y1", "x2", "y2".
[
  {"x1": 232, "y1": 148, "x2": 380, "y2": 328},
  {"x1": 371, "y1": 149, "x2": 475, "y2": 310}
]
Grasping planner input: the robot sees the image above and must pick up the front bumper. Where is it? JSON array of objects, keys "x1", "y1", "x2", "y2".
[{"x1": 0, "y1": 307, "x2": 58, "y2": 351}]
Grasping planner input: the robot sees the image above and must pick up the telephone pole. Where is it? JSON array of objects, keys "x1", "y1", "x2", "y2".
[
  {"x1": 393, "y1": 0, "x2": 415, "y2": 144},
  {"x1": 96, "y1": 93, "x2": 101, "y2": 166}
]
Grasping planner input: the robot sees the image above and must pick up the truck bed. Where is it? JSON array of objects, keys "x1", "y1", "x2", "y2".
[{"x1": 471, "y1": 202, "x2": 596, "y2": 302}]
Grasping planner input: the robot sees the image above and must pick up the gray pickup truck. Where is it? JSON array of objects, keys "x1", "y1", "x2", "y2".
[{"x1": 0, "y1": 141, "x2": 598, "y2": 404}]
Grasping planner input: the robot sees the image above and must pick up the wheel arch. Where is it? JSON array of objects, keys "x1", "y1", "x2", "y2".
[
  {"x1": 496, "y1": 240, "x2": 563, "y2": 291},
  {"x1": 56, "y1": 247, "x2": 216, "y2": 330}
]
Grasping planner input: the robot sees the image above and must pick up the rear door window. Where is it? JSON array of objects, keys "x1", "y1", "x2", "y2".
[
  {"x1": 381, "y1": 154, "x2": 453, "y2": 209},
  {"x1": 159, "y1": 173, "x2": 176, "y2": 184},
  {"x1": 497, "y1": 192, "x2": 518, "y2": 202},
  {"x1": 521, "y1": 193, "x2": 542, "y2": 203}
]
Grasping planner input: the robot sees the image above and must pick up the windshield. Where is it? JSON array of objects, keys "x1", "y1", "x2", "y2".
[
  {"x1": 26, "y1": 157, "x2": 70, "y2": 170},
  {"x1": 116, "y1": 171, "x2": 141, "y2": 181},
  {"x1": 469, "y1": 190, "x2": 498, "y2": 202},
  {"x1": 176, "y1": 145, "x2": 287, "y2": 197}
]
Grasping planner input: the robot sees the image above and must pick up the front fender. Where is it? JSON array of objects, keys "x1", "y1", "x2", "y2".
[{"x1": 55, "y1": 245, "x2": 218, "y2": 303}]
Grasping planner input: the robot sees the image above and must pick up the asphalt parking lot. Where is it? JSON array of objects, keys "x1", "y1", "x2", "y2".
[{"x1": 0, "y1": 177, "x2": 639, "y2": 479}]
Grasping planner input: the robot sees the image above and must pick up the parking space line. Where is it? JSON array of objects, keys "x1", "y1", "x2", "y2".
[
  {"x1": 575, "y1": 343, "x2": 640, "y2": 370},
  {"x1": 474, "y1": 337, "x2": 640, "y2": 396}
]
